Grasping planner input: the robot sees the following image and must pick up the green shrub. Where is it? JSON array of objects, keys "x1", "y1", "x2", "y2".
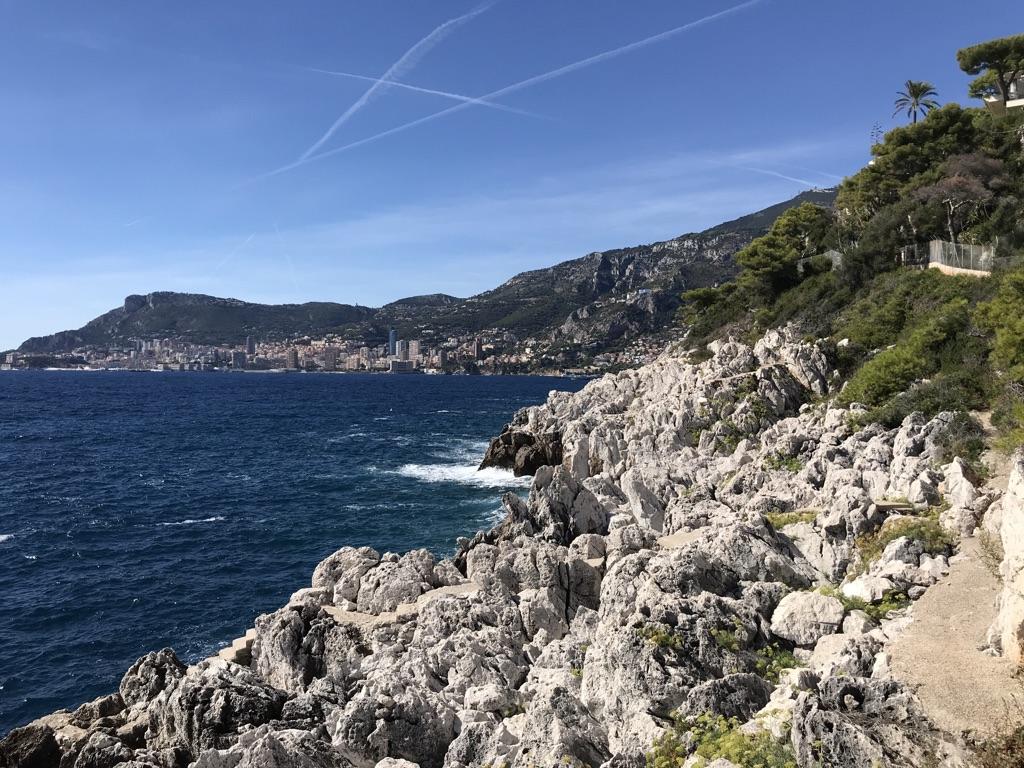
[
  {"x1": 638, "y1": 625, "x2": 685, "y2": 650},
  {"x1": 855, "y1": 508, "x2": 955, "y2": 568},
  {"x1": 931, "y1": 412, "x2": 988, "y2": 476},
  {"x1": 855, "y1": 371, "x2": 990, "y2": 428},
  {"x1": 763, "y1": 454, "x2": 803, "y2": 472},
  {"x1": 711, "y1": 628, "x2": 741, "y2": 653},
  {"x1": 977, "y1": 267, "x2": 1024, "y2": 382},
  {"x1": 818, "y1": 584, "x2": 909, "y2": 621},
  {"x1": 838, "y1": 298, "x2": 970, "y2": 407},
  {"x1": 647, "y1": 714, "x2": 797, "y2": 768},
  {"x1": 755, "y1": 645, "x2": 798, "y2": 684}
]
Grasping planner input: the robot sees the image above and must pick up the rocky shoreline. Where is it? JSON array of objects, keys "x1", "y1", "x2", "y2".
[{"x1": 3, "y1": 327, "x2": 1021, "y2": 767}]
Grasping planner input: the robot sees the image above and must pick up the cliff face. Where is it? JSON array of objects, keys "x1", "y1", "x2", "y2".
[{"x1": 2, "y1": 326, "x2": 1013, "y2": 767}]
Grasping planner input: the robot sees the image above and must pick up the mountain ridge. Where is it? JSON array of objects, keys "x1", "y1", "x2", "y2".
[{"x1": 16, "y1": 188, "x2": 836, "y2": 357}]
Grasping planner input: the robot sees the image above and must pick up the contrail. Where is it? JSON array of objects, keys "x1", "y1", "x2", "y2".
[
  {"x1": 212, "y1": 232, "x2": 256, "y2": 274},
  {"x1": 267, "y1": 0, "x2": 763, "y2": 178},
  {"x1": 297, "y1": 1, "x2": 496, "y2": 162},
  {"x1": 737, "y1": 166, "x2": 821, "y2": 187},
  {"x1": 306, "y1": 67, "x2": 544, "y2": 119}
]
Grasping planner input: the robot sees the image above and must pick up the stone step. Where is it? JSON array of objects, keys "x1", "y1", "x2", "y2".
[
  {"x1": 324, "y1": 582, "x2": 479, "y2": 629},
  {"x1": 215, "y1": 627, "x2": 257, "y2": 664}
]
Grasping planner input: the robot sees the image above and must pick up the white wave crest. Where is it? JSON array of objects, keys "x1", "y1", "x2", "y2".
[
  {"x1": 0, "y1": 534, "x2": 12, "y2": 544},
  {"x1": 158, "y1": 516, "x2": 226, "y2": 527},
  {"x1": 394, "y1": 463, "x2": 530, "y2": 489}
]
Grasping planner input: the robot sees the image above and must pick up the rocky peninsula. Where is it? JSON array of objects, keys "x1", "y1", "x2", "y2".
[{"x1": 3, "y1": 327, "x2": 1022, "y2": 767}]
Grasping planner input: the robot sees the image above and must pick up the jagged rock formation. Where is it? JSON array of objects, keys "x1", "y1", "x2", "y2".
[
  {"x1": 986, "y1": 451, "x2": 1024, "y2": 661},
  {"x1": 1, "y1": 326, "x2": 997, "y2": 767}
]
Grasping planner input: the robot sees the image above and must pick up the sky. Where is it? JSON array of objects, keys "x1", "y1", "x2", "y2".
[{"x1": 0, "y1": 0, "x2": 1014, "y2": 350}]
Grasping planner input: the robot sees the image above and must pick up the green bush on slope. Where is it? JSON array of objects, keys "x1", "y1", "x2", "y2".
[{"x1": 647, "y1": 714, "x2": 796, "y2": 768}]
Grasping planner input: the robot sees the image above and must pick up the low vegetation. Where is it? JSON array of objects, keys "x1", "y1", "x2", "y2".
[
  {"x1": 763, "y1": 454, "x2": 803, "y2": 472},
  {"x1": 765, "y1": 509, "x2": 817, "y2": 529},
  {"x1": 638, "y1": 624, "x2": 685, "y2": 650},
  {"x1": 854, "y1": 507, "x2": 955, "y2": 571},
  {"x1": 647, "y1": 713, "x2": 797, "y2": 768},
  {"x1": 818, "y1": 584, "x2": 910, "y2": 622},
  {"x1": 754, "y1": 644, "x2": 798, "y2": 684}
]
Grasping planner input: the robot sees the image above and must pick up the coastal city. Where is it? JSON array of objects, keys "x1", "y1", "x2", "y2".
[{"x1": 0, "y1": 326, "x2": 674, "y2": 375}]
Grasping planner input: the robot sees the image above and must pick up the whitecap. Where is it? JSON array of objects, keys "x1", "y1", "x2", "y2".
[
  {"x1": 393, "y1": 463, "x2": 530, "y2": 489},
  {"x1": 0, "y1": 534, "x2": 12, "y2": 544},
  {"x1": 24, "y1": 554, "x2": 37, "y2": 560},
  {"x1": 158, "y1": 516, "x2": 226, "y2": 527}
]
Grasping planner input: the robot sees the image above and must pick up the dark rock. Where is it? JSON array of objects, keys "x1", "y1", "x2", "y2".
[
  {"x1": 479, "y1": 427, "x2": 562, "y2": 477},
  {"x1": 0, "y1": 724, "x2": 63, "y2": 768},
  {"x1": 678, "y1": 673, "x2": 772, "y2": 722}
]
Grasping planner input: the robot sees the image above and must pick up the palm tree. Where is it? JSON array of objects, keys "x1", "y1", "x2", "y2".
[{"x1": 893, "y1": 80, "x2": 940, "y2": 124}]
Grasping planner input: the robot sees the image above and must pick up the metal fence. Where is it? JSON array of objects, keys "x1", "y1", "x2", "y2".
[
  {"x1": 928, "y1": 239, "x2": 994, "y2": 272},
  {"x1": 898, "y1": 239, "x2": 995, "y2": 274}
]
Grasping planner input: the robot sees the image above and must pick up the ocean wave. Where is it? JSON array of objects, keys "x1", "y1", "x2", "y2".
[
  {"x1": 327, "y1": 431, "x2": 369, "y2": 443},
  {"x1": 0, "y1": 534, "x2": 12, "y2": 544},
  {"x1": 157, "y1": 516, "x2": 226, "y2": 527},
  {"x1": 393, "y1": 463, "x2": 529, "y2": 489},
  {"x1": 24, "y1": 554, "x2": 37, "y2": 560}
]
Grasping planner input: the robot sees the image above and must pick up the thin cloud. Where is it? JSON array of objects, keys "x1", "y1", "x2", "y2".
[
  {"x1": 266, "y1": 0, "x2": 763, "y2": 178},
  {"x1": 296, "y1": 1, "x2": 496, "y2": 163},
  {"x1": 306, "y1": 67, "x2": 544, "y2": 119}
]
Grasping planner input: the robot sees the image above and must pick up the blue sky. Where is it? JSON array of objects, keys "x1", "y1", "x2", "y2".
[{"x1": 0, "y1": 0, "x2": 1012, "y2": 349}]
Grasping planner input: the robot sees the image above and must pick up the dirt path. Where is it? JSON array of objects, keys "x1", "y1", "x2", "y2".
[{"x1": 888, "y1": 539, "x2": 1016, "y2": 736}]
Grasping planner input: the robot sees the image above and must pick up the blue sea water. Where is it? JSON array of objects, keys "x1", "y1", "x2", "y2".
[{"x1": 0, "y1": 370, "x2": 585, "y2": 734}]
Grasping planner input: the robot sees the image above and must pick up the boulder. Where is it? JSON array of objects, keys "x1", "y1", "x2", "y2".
[
  {"x1": 769, "y1": 591, "x2": 844, "y2": 646},
  {"x1": 120, "y1": 648, "x2": 187, "y2": 712},
  {"x1": 0, "y1": 724, "x2": 63, "y2": 768}
]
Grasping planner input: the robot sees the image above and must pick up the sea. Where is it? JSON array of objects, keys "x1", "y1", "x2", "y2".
[{"x1": 0, "y1": 370, "x2": 586, "y2": 734}]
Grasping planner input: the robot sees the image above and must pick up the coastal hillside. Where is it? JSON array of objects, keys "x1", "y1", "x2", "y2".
[{"x1": 15, "y1": 189, "x2": 834, "y2": 358}]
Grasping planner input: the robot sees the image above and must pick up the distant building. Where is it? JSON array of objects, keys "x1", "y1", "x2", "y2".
[
  {"x1": 397, "y1": 340, "x2": 409, "y2": 361},
  {"x1": 245, "y1": 336, "x2": 256, "y2": 355},
  {"x1": 285, "y1": 348, "x2": 299, "y2": 369},
  {"x1": 323, "y1": 347, "x2": 339, "y2": 372},
  {"x1": 345, "y1": 355, "x2": 362, "y2": 371},
  {"x1": 472, "y1": 338, "x2": 483, "y2": 360},
  {"x1": 388, "y1": 328, "x2": 398, "y2": 356},
  {"x1": 389, "y1": 359, "x2": 416, "y2": 373},
  {"x1": 231, "y1": 350, "x2": 247, "y2": 369},
  {"x1": 982, "y1": 74, "x2": 1024, "y2": 116},
  {"x1": 408, "y1": 340, "x2": 421, "y2": 362}
]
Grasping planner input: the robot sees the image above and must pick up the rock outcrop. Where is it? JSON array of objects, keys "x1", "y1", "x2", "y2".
[
  {"x1": 986, "y1": 450, "x2": 1024, "y2": 662},
  {"x1": 1, "y1": 327, "x2": 995, "y2": 768}
]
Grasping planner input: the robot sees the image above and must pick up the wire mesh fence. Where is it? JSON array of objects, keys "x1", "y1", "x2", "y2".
[{"x1": 898, "y1": 240, "x2": 996, "y2": 273}]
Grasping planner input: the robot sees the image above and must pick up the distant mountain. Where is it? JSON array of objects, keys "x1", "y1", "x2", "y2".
[{"x1": 17, "y1": 188, "x2": 836, "y2": 357}]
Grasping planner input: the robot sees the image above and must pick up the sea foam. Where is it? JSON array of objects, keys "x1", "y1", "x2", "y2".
[
  {"x1": 394, "y1": 463, "x2": 530, "y2": 489},
  {"x1": 157, "y1": 516, "x2": 226, "y2": 527}
]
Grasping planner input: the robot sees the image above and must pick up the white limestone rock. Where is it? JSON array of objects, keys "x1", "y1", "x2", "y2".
[{"x1": 769, "y1": 591, "x2": 844, "y2": 646}]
